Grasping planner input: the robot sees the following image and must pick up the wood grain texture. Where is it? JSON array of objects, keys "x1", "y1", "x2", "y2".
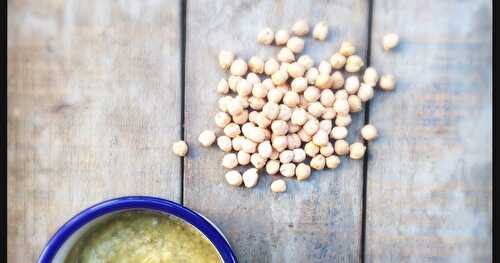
[
  {"x1": 7, "y1": 0, "x2": 182, "y2": 261},
  {"x1": 365, "y1": 0, "x2": 492, "y2": 262},
  {"x1": 184, "y1": 1, "x2": 369, "y2": 262}
]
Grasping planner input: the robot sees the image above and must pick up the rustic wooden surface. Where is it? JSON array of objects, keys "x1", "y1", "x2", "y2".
[
  {"x1": 7, "y1": 0, "x2": 182, "y2": 262},
  {"x1": 365, "y1": 0, "x2": 492, "y2": 262},
  {"x1": 7, "y1": 0, "x2": 492, "y2": 262}
]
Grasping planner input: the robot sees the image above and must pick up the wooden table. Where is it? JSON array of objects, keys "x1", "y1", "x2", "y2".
[{"x1": 8, "y1": 0, "x2": 492, "y2": 262}]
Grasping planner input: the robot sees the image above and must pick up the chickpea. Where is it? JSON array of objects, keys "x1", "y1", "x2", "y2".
[
  {"x1": 298, "y1": 55, "x2": 314, "y2": 69},
  {"x1": 247, "y1": 127, "x2": 268, "y2": 143},
  {"x1": 379, "y1": 74, "x2": 396, "y2": 91},
  {"x1": 241, "y1": 138, "x2": 257, "y2": 153},
  {"x1": 312, "y1": 21, "x2": 328, "y2": 41},
  {"x1": 236, "y1": 96, "x2": 249, "y2": 109},
  {"x1": 280, "y1": 163, "x2": 296, "y2": 177},
  {"x1": 257, "y1": 27, "x2": 274, "y2": 45},
  {"x1": 334, "y1": 139, "x2": 349, "y2": 155},
  {"x1": 330, "y1": 53, "x2": 346, "y2": 69},
  {"x1": 227, "y1": 76, "x2": 242, "y2": 92},
  {"x1": 232, "y1": 136, "x2": 245, "y2": 151},
  {"x1": 253, "y1": 112, "x2": 271, "y2": 128},
  {"x1": 361, "y1": 124, "x2": 378, "y2": 141},
  {"x1": 218, "y1": 96, "x2": 232, "y2": 112},
  {"x1": 312, "y1": 130, "x2": 329, "y2": 146},
  {"x1": 325, "y1": 155, "x2": 341, "y2": 169},
  {"x1": 248, "y1": 56, "x2": 265, "y2": 74},
  {"x1": 330, "y1": 126, "x2": 348, "y2": 140},
  {"x1": 287, "y1": 62, "x2": 305, "y2": 78},
  {"x1": 319, "y1": 119, "x2": 333, "y2": 134},
  {"x1": 303, "y1": 119, "x2": 320, "y2": 135},
  {"x1": 274, "y1": 105, "x2": 291, "y2": 122},
  {"x1": 292, "y1": 148, "x2": 306, "y2": 163},
  {"x1": 271, "y1": 70, "x2": 289, "y2": 85},
  {"x1": 363, "y1": 67, "x2": 379, "y2": 87},
  {"x1": 320, "y1": 89, "x2": 335, "y2": 107},
  {"x1": 307, "y1": 102, "x2": 326, "y2": 117},
  {"x1": 262, "y1": 78, "x2": 275, "y2": 89},
  {"x1": 287, "y1": 37, "x2": 305, "y2": 54},
  {"x1": 218, "y1": 50, "x2": 235, "y2": 70},
  {"x1": 224, "y1": 123, "x2": 241, "y2": 138},
  {"x1": 172, "y1": 140, "x2": 188, "y2": 156},
  {"x1": 293, "y1": 163, "x2": 311, "y2": 181},
  {"x1": 217, "y1": 136, "x2": 233, "y2": 152},
  {"x1": 271, "y1": 179, "x2": 287, "y2": 193},
  {"x1": 225, "y1": 170, "x2": 243, "y2": 186},
  {"x1": 345, "y1": 55, "x2": 364, "y2": 73},
  {"x1": 331, "y1": 71, "x2": 345, "y2": 89},
  {"x1": 217, "y1": 79, "x2": 229, "y2": 94},
  {"x1": 262, "y1": 102, "x2": 280, "y2": 120},
  {"x1": 276, "y1": 83, "x2": 290, "y2": 93},
  {"x1": 333, "y1": 99, "x2": 350, "y2": 115},
  {"x1": 214, "y1": 112, "x2": 231, "y2": 128},
  {"x1": 349, "y1": 142, "x2": 366, "y2": 159},
  {"x1": 252, "y1": 83, "x2": 268, "y2": 99},
  {"x1": 275, "y1": 29, "x2": 290, "y2": 45},
  {"x1": 315, "y1": 73, "x2": 332, "y2": 89},
  {"x1": 266, "y1": 160, "x2": 280, "y2": 175},
  {"x1": 230, "y1": 58, "x2": 248, "y2": 76},
  {"x1": 305, "y1": 68, "x2": 319, "y2": 84},
  {"x1": 265, "y1": 58, "x2": 280, "y2": 75},
  {"x1": 242, "y1": 168, "x2": 260, "y2": 188},
  {"x1": 236, "y1": 79, "x2": 252, "y2": 97},
  {"x1": 318, "y1": 60, "x2": 332, "y2": 75},
  {"x1": 237, "y1": 150, "x2": 251, "y2": 165},
  {"x1": 277, "y1": 47, "x2": 295, "y2": 63},
  {"x1": 304, "y1": 141, "x2": 320, "y2": 157},
  {"x1": 335, "y1": 114, "x2": 352, "y2": 127},
  {"x1": 250, "y1": 153, "x2": 267, "y2": 169},
  {"x1": 283, "y1": 91, "x2": 300, "y2": 107},
  {"x1": 222, "y1": 153, "x2": 238, "y2": 169},
  {"x1": 199, "y1": 130, "x2": 216, "y2": 147},
  {"x1": 358, "y1": 83, "x2": 374, "y2": 102},
  {"x1": 279, "y1": 62, "x2": 291, "y2": 72},
  {"x1": 227, "y1": 97, "x2": 244, "y2": 116},
  {"x1": 271, "y1": 120, "x2": 289, "y2": 136},
  {"x1": 267, "y1": 88, "x2": 284, "y2": 103},
  {"x1": 257, "y1": 141, "x2": 272, "y2": 159},
  {"x1": 303, "y1": 86, "x2": 320, "y2": 102},
  {"x1": 292, "y1": 19, "x2": 309, "y2": 36},
  {"x1": 291, "y1": 108, "x2": 308, "y2": 126},
  {"x1": 240, "y1": 122, "x2": 255, "y2": 136},
  {"x1": 310, "y1": 154, "x2": 326, "y2": 170},
  {"x1": 383, "y1": 33, "x2": 399, "y2": 51},
  {"x1": 298, "y1": 128, "x2": 313, "y2": 143},
  {"x1": 272, "y1": 135, "x2": 288, "y2": 152},
  {"x1": 279, "y1": 150, "x2": 294, "y2": 164},
  {"x1": 339, "y1": 41, "x2": 356, "y2": 56},
  {"x1": 345, "y1": 75, "x2": 360, "y2": 94},
  {"x1": 348, "y1": 95, "x2": 363, "y2": 113},
  {"x1": 320, "y1": 142, "x2": 334, "y2": 157},
  {"x1": 322, "y1": 107, "x2": 336, "y2": 120},
  {"x1": 288, "y1": 122, "x2": 301, "y2": 133}
]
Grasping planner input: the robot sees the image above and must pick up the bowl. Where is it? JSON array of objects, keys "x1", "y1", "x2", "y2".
[{"x1": 38, "y1": 196, "x2": 237, "y2": 263}]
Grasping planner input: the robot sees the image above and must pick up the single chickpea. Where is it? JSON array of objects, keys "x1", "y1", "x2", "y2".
[
  {"x1": 262, "y1": 78, "x2": 275, "y2": 90},
  {"x1": 217, "y1": 79, "x2": 229, "y2": 94},
  {"x1": 320, "y1": 89, "x2": 335, "y2": 107},
  {"x1": 258, "y1": 140, "x2": 273, "y2": 158},
  {"x1": 345, "y1": 76, "x2": 360, "y2": 94},
  {"x1": 230, "y1": 58, "x2": 248, "y2": 76},
  {"x1": 331, "y1": 71, "x2": 345, "y2": 89},
  {"x1": 277, "y1": 47, "x2": 295, "y2": 63},
  {"x1": 304, "y1": 141, "x2": 320, "y2": 157},
  {"x1": 287, "y1": 134, "x2": 302, "y2": 149},
  {"x1": 224, "y1": 123, "x2": 241, "y2": 138},
  {"x1": 242, "y1": 168, "x2": 260, "y2": 188},
  {"x1": 318, "y1": 60, "x2": 332, "y2": 75},
  {"x1": 267, "y1": 88, "x2": 284, "y2": 104},
  {"x1": 303, "y1": 119, "x2": 320, "y2": 135},
  {"x1": 322, "y1": 107, "x2": 336, "y2": 120},
  {"x1": 218, "y1": 50, "x2": 235, "y2": 70},
  {"x1": 227, "y1": 76, "x2": 242, "y2": 92},
  {"x1": 266, "y1": 159, "x2": 280, "y2": 175},
  {"x1": 383, "y1": 33, "x2": 399, "y2": 51},
  {"x1": 288, "y1": 122, "x2": 301, "y2": 133},
  {"x1": 254, "y1": 112, "x2": 272, "y2": 128},
  {"x1": 315, "y1": 73, "x2": 332, "y2": 89},
  {"x1": 287, "y1": 37, "x2": 305, "y2": 54},
  {"x1": 199, "y1": 130, "x2": 216, "y2": 147},
  {"x1": 325, "y1": 155, "x2": 341, "y2": 169},
  {"x1": 222, "y1": 153, "x2": 238, "y2": 169},
  {"x1": 330, "y1": 126, "x2": 348, "y2": 140},
  {"x1": 310, "y1": 154, "x2": 326, "y2": 170},
  {"x1": 320, "y1": 142, "x2": 334, "y2": 157},
  {"x1": 287, "y1": 62, "x2": 305, "y2": 78},
  {"x1": 172, "y1": 140, "x2": 188, "y2": 156},
  {"x1": 379, "y1": 74, "x2": 396, "y2": 91},
  {"x1": 319, "y1": 119, "x2": 333, "y2": 133},
  {"x1": 218, "y1": 96, "x2": 232, "y2": 112},
  {"x1": 335, "y1": 114, "x2": 352, "y2": 127},
  {"x1": 280, "y1": 163, "x2": 296, "y2": 177},
  {"x1": 349, "y1": 142, "x2": 366, "y2": 159},
  {"x1": 275, "y1": 29, "x2": 290, "y2": 46},
  {"x1": 279, "y1": 150, "x2": 294, "y2": 164},
  {"x1": 305, "y1": 68, "x2": 319, "y2": 85},
  {"x1": 330, "y1": 53, "x2": 346, "y2": 69},
  {"x1": 271, "y1": 120, "x2": 289, "y2": 136},
  {"x1": 292, "y1": 19, "x2": 309, "y2": 36},
  {"x1": 292, "y1": 148, "x2": 306, "y2": 163},
  {"x1": 272, "y1": 135, "x2": 288, "y2": 152},
  {"x1": 251, "y1": 83, "x2": 268, "y2": 99},
  {"x1": 236, "y1": 79, "x2": 252, "y2": 97},
  {"x1": 298, "y1": 128, "x2": 313, "y2": 143},
  {"x1": 277, "y1": 104, "x2": 292, "y2": 121},
  {"x1": 214, "y1": 112, "x2": 231, "y2": 128},
  {"x1": 248, "y1": 56, "x2": 265, "y2": 74},
  {"x1": 361, "y1": 124, "x2": 378, "y2": 141},
  {"x1": 262, "y1": 102, "x2": 280, "y2": 120},
  {"x1": 237, "y1": 150, "x2": 251, "y2": 165},
  {"x1": 257, "y1": 27, "x2": 274, "y2": 45},
  {"x1": 335, "y1": 89, "x2": 348, "y2": 100},
  {"x1": 233, "y1": 110, "x2": 249, "y2": 125},
  {"x1": 232, "y1": 136, "x2": 245, "y2": 151},
  {"x1": 334, "y1": 139, "x2": 349, "y2": 155},
  {"x1": 271, "y1": 70, "x2": 289, "y2": 85},
  {"x1": 307, "y1": 102, "x2": 326, "y2": 117},
  {"x1": 247, "y1": 72, "x2": 261, "y2": 84},
  {"x1": 295, "y1": 163, "x2": 311, "y2": 181},
  {"x1": 247, "y1": 127, "x2": 267, "y2": 143},
  {"x1": 358, "y1": 83, "x2": 374, "y2": 102},
  {"x1": 298, "y1": 55, "x2": 314, "y2": 69},
  {"x1": 333, "y1": 99, "x2": 350, "y2": 115},
  {"x1": 241, "y1": 138, "x2": 257, "y2": 153},
  {"x1": 227, "y1": 97, "x2": 244, "y2": 116},
  {"x1": 289, "y1": 78, "x2": 306, "y2": 94},
  {"x1": 283, "y1": 91, "x2": 300, "y2": 107},
  {"x1": 271, "y1": 179, "x2": 287, "y2": 193},
  {"x1": 217, "y1": 136, "x2": 233, "y2": 152},
  {"x1": 339, "y1": 41, "x2": 356, "y2": 56},
  {"x1": 313, "y1": 21, "x2": 328, "y2": 41},
  {"x1": 345, "y1": 55, "x2": 364, "y2": 73},
  {"x1": 303, "y1": 86, "x2": 320, "y2": 102},
  {"x1": 250, "y1": 153, "x2": 267, "y2": 169},
  {"x1": 363, "y1": 67, "x2": 379, "y2": 87},
  {"x1": 225, "y1": 170, "x2": 243, "y2": 186},
  {"x1": 348, "y1": 95, "x2": 363, "y2": 113},
  {"x1": 265, "y1": 58, "x2": 280, "y2": 76},
  {"x1": 312, "y1": 130, "x2": 329, "y2": 146},
  {"x1": 291, "y1": 108, "x2": 308, "y2": 126}
]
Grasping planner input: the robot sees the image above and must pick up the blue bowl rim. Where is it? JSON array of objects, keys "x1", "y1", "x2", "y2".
[{"x1": 38, "y1": 196, "x2": 238, "y2": 263}]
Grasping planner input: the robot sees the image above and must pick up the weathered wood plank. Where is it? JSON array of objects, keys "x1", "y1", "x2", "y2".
[
  {"x1": 365, "y1": 0, "x2": 492, "y2": 262},
  {"x1": 7, "y1": 0, "x2": 182, "y2": 261},
  {"x1": 184, "y1": 1, "x2": 369, "y2": 262}
]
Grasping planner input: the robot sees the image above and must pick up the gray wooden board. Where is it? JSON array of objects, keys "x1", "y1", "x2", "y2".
[
  {"x1": 184, "y1": 0, "x2": 369, "y2": 262},
  {"x1": 7, "y1": 0, "x2": 182, "y2": 261},
  {"x1": 365, "y1": 0, "x2": 492, "y2": 262}
]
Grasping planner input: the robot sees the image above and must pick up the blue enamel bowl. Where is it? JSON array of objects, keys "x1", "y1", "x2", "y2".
[{"x1": 38, "y1": 196, "x2": 237, "y2": 263}]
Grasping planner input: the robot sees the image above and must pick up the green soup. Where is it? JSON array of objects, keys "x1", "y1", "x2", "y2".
[{"x1": 64, "y1": 210, "x2": 223, "y2": 263}]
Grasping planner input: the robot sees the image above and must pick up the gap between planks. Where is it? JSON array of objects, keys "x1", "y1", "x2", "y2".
[{"x1": 180, "y1": 0, "x2": 187, "y2": 205}]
